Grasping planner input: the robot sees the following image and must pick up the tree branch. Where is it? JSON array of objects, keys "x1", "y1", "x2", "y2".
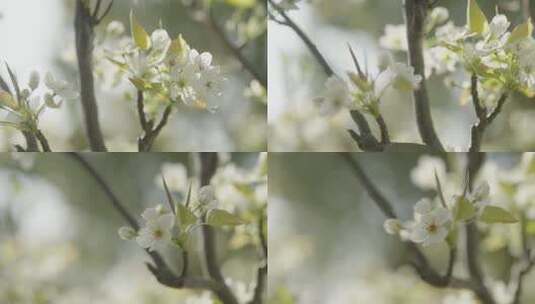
[
  {"x1": 469, "y1": 75, "x2": 508, "y2": 152},
  {"x1": 199, "y1": 153, "x2": 239, "y2": 304},
  {"x1": 249, "y1": 211, "x2": 267, "y2": 304},
  {"x1": 268, "y1": 0, "x2": 333, "y2": 76},
  {"x1": 403, "y1": 0, "x2": 444, "y2": 151},
  {"x1": 35, "y1": 130, "x2": 52, "y2": 152},
  {"x1": 136, "y1": 90, "x2": 173, "y2": 152},
  {"x1": 75, "y1": 0, "x2": 108, "y2": 151}
]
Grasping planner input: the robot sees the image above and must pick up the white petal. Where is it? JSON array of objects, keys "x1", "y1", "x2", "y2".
[
  {"x1": 414, "y1": 198, "x2": 433, "y2": 215},
  {"x1": 157, "y1": 213, "x2": 175, "y2": 229}
]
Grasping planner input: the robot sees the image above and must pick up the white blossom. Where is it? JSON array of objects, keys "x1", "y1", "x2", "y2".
[
  {"x1": 136, "y1": 206, "x2": 175, "y2": 251},
  {"x1": 313, "y1": 76, "x2": 351, "y2": 115},
  {"x1": 118, "y1": 226, "x2": 137, "y2": 240},
  {"x1": 379, "y1": 24, "x2": 407, "y2": 51},
  {"x1": 410, "y1": 206, "x2": 452, "y2": 246}
]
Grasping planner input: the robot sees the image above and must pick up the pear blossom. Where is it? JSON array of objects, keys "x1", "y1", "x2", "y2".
[
  {"x1": 379, "y1": 24, "x2": 407, "y2": 51},
  {"x1": 313, "y1": 76, "x2": 351, "y2": 115},
  {"x1": 387, "y1": 63, "x2": 422, "y2": 91},
  {"x1": 44, "y1": 72, "x2": 79, "y2": 102},
  {"x1": 410, "y1": 206, "x2": 452, "y2": 246},
  {"x1": 118, "y1": 226, "x2": 137, "y2": 240},
  {"x1": 135, "y1": 206, "x2": 175, "y2": 251},
  {"x1": 198, "y1": 185, "x2": 217, "y2": 206},
  {"x1": 383, "y1": 218, "x2": 402, "y2": 235}
]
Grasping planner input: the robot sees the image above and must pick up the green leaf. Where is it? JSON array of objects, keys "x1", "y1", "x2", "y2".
[
  {"x1": 129, "y1": 78, "x2": 150, "y2": 91},
  {"x1": 455, "y1": 196, "x2": 476, "y2": 221},
  {"x1": 480, "y1": 206, "x2": 518, "y2": 223},
  {"x1": 177, "y1": 203, "x2": 197, "y2": 231},
  {"x1": 434, "y1": 170, "x2": 447, "y2": 208},
  {"x1": 446, "y1": 226, "x2": 458, "y2": 249},
  {"x1": 207, "y1": 209, "x2": 246, "y2": 227},
  {"x1": 106, "y1": 57, "x2": 128, "y2": 70},
  {"x1": 225, "y1": 0, "x2": 256, "y2": 9},
  {"x1": 467, "y1": 0, "x2": 488, "y2": 35},
  {"x1": 161, "y1": 176, "x2": 176, "y2": 215},
  {"x1": 130, "y1": 11, "x2": 151, "y2": 50},
  {"x1": 508, "y1": 18, "x2": 533, "y2": 44}
]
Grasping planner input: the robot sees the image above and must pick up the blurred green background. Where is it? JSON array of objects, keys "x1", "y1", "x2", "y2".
[
  {"x1": 0, "y1": 0, "x2": 266, "y2": 151},
  {"x1": 0, "y1": 152, "x2": 260, "y2": 303},
  {"x1": 268, "y1": 0, "x2": 535, "y2": 151},
  {"x1": 268, "y1": 152, "x2": 535, "y2": 303}
]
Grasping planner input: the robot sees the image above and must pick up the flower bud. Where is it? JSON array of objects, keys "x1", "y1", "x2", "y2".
[
  {"x1": 383, "y1": 218, "x2": 402, "y2": 235},
  {"x1": 118, "y1": 226, "x2": 137, "y2": 240},
  {"x1": 29, "y1": 71, "x2": 40, "y2": 91}
]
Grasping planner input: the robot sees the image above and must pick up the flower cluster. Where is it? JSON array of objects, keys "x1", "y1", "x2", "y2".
[
  {"x1": 381, "y1": 1, "x2": 535, "y2": 107},
  {"x1": 385, "y1": 168, "x2": 517, "y2": 247},
  {"x1": 107, "y1": 12, "x2": 224, "y2": 114},
  {"x1": 314, "y1": 62, "x2": 422, "y2": 116},
  {"x1": 0, "y1": 70, "x2": 77, "y2": 133}
]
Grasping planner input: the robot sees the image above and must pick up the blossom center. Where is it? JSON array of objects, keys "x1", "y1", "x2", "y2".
[{"x1": 426, "y1": 223, "x2": 438, "y2": 234}]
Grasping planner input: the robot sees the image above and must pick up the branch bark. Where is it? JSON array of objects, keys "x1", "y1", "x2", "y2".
[
  {"x1": 136, "y1": 90, "x2": 173, "y2": 152},
  {"x1": 469, "y1": 75, "x2": 508, "y2": 152},
  {"x1": 199, "y1": 153, "x2": 239, "y2": 304},
  {"x1": 75, "y1": 0, "x2": 107, "y2": 151},
  {"x1": 403, "y1": 0, "x2": 444, "y2": 151}
]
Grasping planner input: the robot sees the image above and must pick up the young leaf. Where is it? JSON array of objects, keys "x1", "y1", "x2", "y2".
[
  {"x1": 434, "y1": 170, "x2": 447, "y2": 208},
  {"x1": 455, "y1": 196, "x2": 476, "y2": 221},
  {"x1": 467, "y1": 0, "x2": 488, "y2": 35},
  {"x1": 207, "y1": 209, "x2": 246, "y2": 227},
  {"x1": 480, "y1": 206, "x2": 518, "y2": 223},
  {"x1": 177, "y1": 203, "x2": 197, "y2": 231},
  {"x1": 161, "y1": 176, "x2": 176, "y2": 215},
  {"x1": 446, "y1": 226, "x2": 458, "y2": 249},
  {"x1": 508, "y1": 18, "x2": 533, "y2": 44},
  {"x1": 130, "y1": 11, "x2": 151, "y2": 50}
]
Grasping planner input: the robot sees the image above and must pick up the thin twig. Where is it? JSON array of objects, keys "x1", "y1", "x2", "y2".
[
  {"x1": 403, "y1": 0, "x2": 444, "y2": 151},
  {"x1": 199, "y1": 153, "x2": 239, "y2": 304},
  {"x1": 75, "y1": 0, "x2": 108, "y2": 151},
  {"x1": 469, "y1": 75, "x2": 508, "y2": 152},
  {"x1": 249, "y1": 211, "x2": 267, "y2": 304},
  {"x1": 22, "y1": 132, "x2": 39, "y2": 152},
  {"x1": 268, "y1": 0, "x2": 333, "y2": 76},
  {"x1": 35, "y1": 130, "x2": 52, "y2": 152},
  {"x1": 375, "y1": 114, "x2": 390, "y2": 145}
]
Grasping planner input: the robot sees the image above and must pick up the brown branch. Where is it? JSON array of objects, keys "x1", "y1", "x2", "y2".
[
  {"x1": 249, "y1": 212, "x2": 267, "y2": 304},
  {"x1": 375, "y1": 114, "x2": 390, "y2": 145},
  {"x1": 136, "y1": 90, "x2": 173, "y2": 152},
  {"x1": 22, "y1": 132, "x2": 39, "y2": 152},
  {"x1": 75, "y1": 0, "x2": 107, "y2": 151},
  {"x1": 268, "y1": 0, "x2": 333, "y2": 76},
  {"x1": 35, "y1": 130, "x2": 52, "y2": 152},
  {"x1": 199, "y1": 153, "x2": 239, "y2": 304},
  {"x1": 403, "y1": 0, "x2": 444, "y2": 151},
  {"x1": 469, "y1": 75, "x2": 508, "y2": 152}
]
